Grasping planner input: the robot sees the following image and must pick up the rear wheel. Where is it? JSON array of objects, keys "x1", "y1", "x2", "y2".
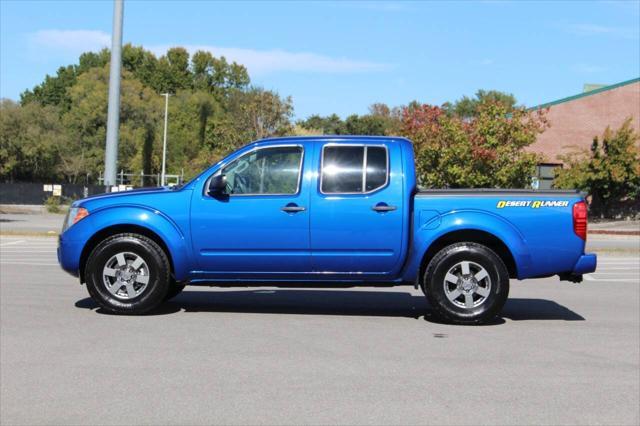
[
  {"x1": 423, "y1": 242, "x2": 509, "y2": 324},
  {"x1": 85, "y1": 233, "x2": 170, "y2": 314}
]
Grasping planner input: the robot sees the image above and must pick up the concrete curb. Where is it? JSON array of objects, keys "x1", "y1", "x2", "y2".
[{"x1": 589, "y1": 230, "x2": 640, "y2": 236}]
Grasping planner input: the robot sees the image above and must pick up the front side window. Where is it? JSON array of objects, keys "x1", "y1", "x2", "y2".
[
  {"x1": 221, "y1": 146, "x2": 303, "y2": 195},
  {"x1": 321, "y1": 145, "x2": 388, "y2": 194}
]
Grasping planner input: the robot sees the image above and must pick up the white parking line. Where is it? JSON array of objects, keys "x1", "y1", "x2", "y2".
[
  {"x1": 0, "y1": 240, "x2": 26, "y2": 247},
  {"x1": 0, "y1": 250, "x2": 56, "y2": 253},
  {"x1": 590, "y1": 273, "x2": 639, "y2": 276},
  {"x1": 584, "y1": 273, "x2": 639, "y2": 283},
  {"x1": 1, "y1": 257, "x2": 57, "y2": 261},
  {"x1": 0, "y1": 262, "x2": 59, "y2": 266}
]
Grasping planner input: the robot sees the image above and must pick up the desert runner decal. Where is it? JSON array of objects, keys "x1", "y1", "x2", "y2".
[{"x1": 496, "y1": 200, "x2": 570, "y2": 209}]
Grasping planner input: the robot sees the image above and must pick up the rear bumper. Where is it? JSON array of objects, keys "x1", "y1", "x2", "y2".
[
  {"x1": 558, "y1": 253, "x2": 597, "y2": 283},
  {"x1": 572, "y1": 253, "x2": 597, "y2": 275}
]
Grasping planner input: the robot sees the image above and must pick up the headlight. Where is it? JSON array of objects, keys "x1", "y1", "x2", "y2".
[{"x1": 62, "y1": 207, "x2": 89, "y2": 233}]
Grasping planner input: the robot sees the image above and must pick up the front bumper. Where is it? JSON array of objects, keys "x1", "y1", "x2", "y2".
[{"x1": 57, "y1": 234, "x2": 82, "y2": 278}]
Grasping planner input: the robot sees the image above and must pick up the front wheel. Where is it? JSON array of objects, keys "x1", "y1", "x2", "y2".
[
  {"x1": 164, "y1": 282, "x2": 186, "y2": 301},
  {"x1": 423, "y1": 242, "x2": 510, "y2": 324},
  {"x1": 85, "y1": 233, "x2": 171, "y2": 314}
]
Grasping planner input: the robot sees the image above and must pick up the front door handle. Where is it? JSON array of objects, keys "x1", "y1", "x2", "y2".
[
  {"x1": 372, "y1": 203, "x2": 397, "y2": 212},
  {"x1": 281, "y1": 203, "x2": 306, "y2": 213}
]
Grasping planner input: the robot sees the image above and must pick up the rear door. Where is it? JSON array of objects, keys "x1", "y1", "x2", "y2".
[{"x1": 309, "y1": 141, "x2": 405, "y2": 275}]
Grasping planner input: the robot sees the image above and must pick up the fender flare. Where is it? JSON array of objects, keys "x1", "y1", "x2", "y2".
[
  {"x1": 80, "y1": 204, "x2": 192, "y2": 281},
  {"x1": 403, "y1": 209, "x2": 532, "y2": 282}
]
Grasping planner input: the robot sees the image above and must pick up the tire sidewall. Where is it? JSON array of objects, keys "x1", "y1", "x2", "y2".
[
  {"x1": 86, "y1": 235, "x2": 169, "y2": 314},
  {"x1": 425, "y1": 244, "x2": 509, "y2": 323}
]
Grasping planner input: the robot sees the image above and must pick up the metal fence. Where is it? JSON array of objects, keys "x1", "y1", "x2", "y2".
[
  {"x1": 97, "y1": 170, "x2": 184, "y2": 187},
  {"x1": 0, "y1": 183, "x2": 105, "y2": 205}
]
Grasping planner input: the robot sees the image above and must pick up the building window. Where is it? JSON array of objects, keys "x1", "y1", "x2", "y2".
[{"x1": 534, "y1": 163, "x2": 562, "y2": 189}]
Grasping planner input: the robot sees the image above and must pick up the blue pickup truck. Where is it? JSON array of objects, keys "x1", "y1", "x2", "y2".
[{"x1": 58, "y1": 136, "x2": 596, "y2": 324}]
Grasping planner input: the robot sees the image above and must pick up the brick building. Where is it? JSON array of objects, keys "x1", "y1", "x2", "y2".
[{"x1": 527, "y1": 77, "x2": 640, "y2": 188}]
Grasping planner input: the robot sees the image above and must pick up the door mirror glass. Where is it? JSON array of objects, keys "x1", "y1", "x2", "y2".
[{"x1": 208, "y1": 174, "x2": 227, "y2": 195}]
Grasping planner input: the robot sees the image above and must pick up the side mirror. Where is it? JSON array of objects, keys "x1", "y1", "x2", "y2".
[{"x1": 208, "y1": 174, "x2": 227, "y2": 195}]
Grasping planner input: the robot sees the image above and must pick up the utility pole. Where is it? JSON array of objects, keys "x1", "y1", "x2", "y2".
[
  {"x1": 160, "y1": 93, "x2": 170, "y2": 187},
  {"x1": 103, "y1": 0, "x2": 124, "y2": 191}
]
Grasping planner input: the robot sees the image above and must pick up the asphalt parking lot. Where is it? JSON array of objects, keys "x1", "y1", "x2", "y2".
[{"x1": 1, "y1": 235, "x2": 639, "y2": 425}]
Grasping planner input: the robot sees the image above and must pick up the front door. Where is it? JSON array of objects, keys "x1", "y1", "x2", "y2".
[
  {"x1": 190, "y1": 143, "x2": 312, "y2": 276},
  {"x1": 309, "y1": 141, "x2": 405, "y2": 276}
]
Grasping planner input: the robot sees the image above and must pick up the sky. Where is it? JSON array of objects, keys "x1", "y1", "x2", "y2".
[{"x1": 1, "y1": 0, "x2": 639, "y2": 119}]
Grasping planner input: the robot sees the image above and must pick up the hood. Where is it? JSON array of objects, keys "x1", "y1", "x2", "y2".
[{"x1": 74, "y1": 186, "x2": 175, "y2": 207}]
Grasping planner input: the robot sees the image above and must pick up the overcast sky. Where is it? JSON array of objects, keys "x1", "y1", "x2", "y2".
[{"x1": 1, "y1": 0, "x2": 639, "y2": 119}]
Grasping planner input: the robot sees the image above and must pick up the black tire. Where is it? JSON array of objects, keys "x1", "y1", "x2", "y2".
[
  {"x1": 164, "y1": 282, "x2": 186, "y2": 301},
  {"x1": 85, "y1": 233, "x2": 171, "y2": 314},
  {"x1": 423, "y1": 242, "x2": 509, "y2": 325}
]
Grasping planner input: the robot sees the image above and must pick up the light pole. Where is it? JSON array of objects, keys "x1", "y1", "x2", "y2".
[
  {"x1": 104, "y1": 0, "x2": 124, "y2": 191},
  {"x1": 160, "y1": 93, "x2": 170, "y2": 187}
]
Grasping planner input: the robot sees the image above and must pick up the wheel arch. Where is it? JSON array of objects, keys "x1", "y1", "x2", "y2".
[
  {"x1": 80, "y1": 224, "x2": 175, "y2": 283},
  {"x1": 418, "y1": 229, "x2": 517, "y2": 285}
]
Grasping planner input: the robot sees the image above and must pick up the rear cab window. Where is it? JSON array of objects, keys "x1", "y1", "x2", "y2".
[{"x1": 320, "y1": 145, "x2": 388, "y2": 194}]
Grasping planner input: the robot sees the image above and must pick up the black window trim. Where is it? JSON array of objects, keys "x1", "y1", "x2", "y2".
[
  {"x1": 204, "y1": 144, "x2": 305, "y2": 198},
  {"x1": 319, "y1": 143, "x2": 389, "y2": 195}
]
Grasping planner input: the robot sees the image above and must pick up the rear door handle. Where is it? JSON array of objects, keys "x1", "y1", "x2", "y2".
[
  {"x1": 281, "y1": 203, "x2": 306, "y2": 213},
  {"x1": 372, "y1": 203, "x2": 397, "y2": 212}
]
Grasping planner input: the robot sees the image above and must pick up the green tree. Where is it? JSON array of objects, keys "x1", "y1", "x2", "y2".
[
  {"x1": 20, "y1": 65, "x2": 78, "y2": 110},
  {"x1": 0, "y1": 99, "x2": 66, "y2": 182},
  {"x1": 554, "y1": 118, "x2": 640, "y2": 217},
  {"x1": 298, "y1": 114, "x2": 344, "y2": 135},
  {"x1": 400, "y1": 101, "x2": 547, "y2": 188},
  {"x1": 6, "y1": 45, "x2": 288, "y2": 185},
  {"x1": 61, "y1": 66, "x2": 163, "y2": 183},
  {"x1": 228, "y1": 87, "x2": 293, "y2": 140},
  {"x1": 444, "y1": 89, "x2": 518, "y2": 120},
  {"x1": 342, "y1": 114, "x2": 388, "y2": 135}
]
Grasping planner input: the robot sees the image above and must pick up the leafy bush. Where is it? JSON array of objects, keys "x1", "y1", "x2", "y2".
[
  {"x1": 399, "y1": 101, "x2": 548, "y2": 188},
  {"x1": 44, "y1": 196, "x2": 69, "y2": 214},
  {"x1": 554, "y1": 118, "x2": 640, "y2": 218}
]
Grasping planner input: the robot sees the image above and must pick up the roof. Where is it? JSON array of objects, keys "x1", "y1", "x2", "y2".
[
  {"x1": 260, "y1": 135, "x2": 411, "y2": 143},
  {"x1": 529, "y1": 77, "x2": 640, "y2": 110}
]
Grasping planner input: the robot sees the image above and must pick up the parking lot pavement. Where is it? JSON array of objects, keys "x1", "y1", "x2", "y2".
[
  {"x1": 1, "y1": 236, "x2": 639, "y2": 425},
  {"x1": 0, "y1": 210, "x2": 65, "y2": 235}
]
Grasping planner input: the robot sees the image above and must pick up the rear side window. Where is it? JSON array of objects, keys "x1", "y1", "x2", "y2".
[{"x1": 321, "y1": 145, "x2": 388, "y2": 194}]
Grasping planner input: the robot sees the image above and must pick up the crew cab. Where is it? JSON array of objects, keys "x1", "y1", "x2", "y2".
[{"x1": 58, "y1": 136, "x2": 597, "y2": 323}]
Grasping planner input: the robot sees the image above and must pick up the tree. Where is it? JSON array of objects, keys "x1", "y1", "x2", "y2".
[
  {"x1": 400, "y1": 101, "x2": 547, "y2": 188},
  {"x1": 20, "y1": 65, "x2": 78, "y2": 110},
  {"x1": 297, "y1": 104, "x2": 401, "y2": 136},
  {"x1": 554, "y1": 118, "x2": 640, "y2": 217},
  {"x1": 10, "y1": 45, "x2": 259, "y2": 184},
  {"x1": 298, "y1": 114, "x2": 344, "y2": 135},
  {"x1": 228, "y1": 87, "x2": 293, "y2": 141},
  {"x1": 444, "y1": 90, "x2": 518, "y2": 120},
  {"x1": 0, "y1": 99, "x2": 65, "y2": 182},
  {"x1": 61, "y1": 66, "x2": 163, "y2": 183},
  {"x1": 342, "y1": 114, "x2": 388, "y2": 135}
]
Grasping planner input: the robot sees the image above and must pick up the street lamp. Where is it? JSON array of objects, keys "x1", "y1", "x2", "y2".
[{"x1": 160, "y1": 92, "x2": 170, "y2": 187}]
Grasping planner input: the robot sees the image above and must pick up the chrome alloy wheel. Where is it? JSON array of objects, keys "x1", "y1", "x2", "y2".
[
  {"x1": 102, "y1": 252, "x2": 150, "y2": 300},
  {"x1": 443, "y1": 261, "x2": 492, "y2": 309}
]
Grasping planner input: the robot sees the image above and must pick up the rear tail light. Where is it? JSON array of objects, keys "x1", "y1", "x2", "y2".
[{"x1": 573, "y1": 201, "x2": 588, "y2": 240}]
